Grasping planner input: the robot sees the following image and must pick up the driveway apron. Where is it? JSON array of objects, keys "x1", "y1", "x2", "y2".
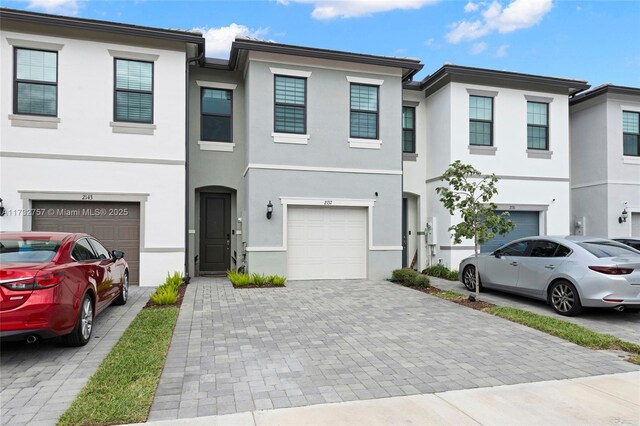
[
  {"x1": 149, "y1": 278, "x2": 639, "y2": 421},
  {"x1": 0, "y1": 287, "x2": 153, "y2": 426}
]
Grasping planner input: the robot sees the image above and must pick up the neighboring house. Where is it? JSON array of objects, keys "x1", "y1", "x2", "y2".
[
  {"x1": 403, "y1": 65, "x2": 589, "y2": 271},
  {"x1": 0, "y1": 9, "x2": 204, "y2": 286},
  {"x1": 186, "y1": 38, "x2": 422, "y2": 280},
  {"x1": 570, "y1": 84, "x2": 640, "y2": 239}
]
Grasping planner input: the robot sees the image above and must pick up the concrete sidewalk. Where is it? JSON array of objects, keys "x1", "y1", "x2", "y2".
[{"x1": 134, "y1": 371, "x2": 640, "y2": 426}]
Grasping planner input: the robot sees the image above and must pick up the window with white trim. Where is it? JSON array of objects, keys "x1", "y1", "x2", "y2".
[
  {"x1": 14, "y1": 48, "x2": 57, "y2": 116},
  {"x1": 469, "y1": 95, "x2": 492, "y2": 146},
  {"x1": 350, "y1": 84, "x2": 378, "y2": 139},
  {"x1": 114, "y1": 59, "x2": 153, "y2": 123},
  {"x1": 274, "y1": 75, "x2": 306, "y2": 134},
  {"x1": 201, "y1": 88, "x2": 232, "y2": 142},
  {"x1": 527, "y1": 101, "x2": 549, "y2": 150},
  {"x1": 623, "y1": 111, "x2": 639, "y2": 156}
]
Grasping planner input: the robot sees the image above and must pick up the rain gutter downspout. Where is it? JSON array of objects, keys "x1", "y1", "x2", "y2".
[{"x1": 184, "y1": 49, "x2": 204, "y2": 283}]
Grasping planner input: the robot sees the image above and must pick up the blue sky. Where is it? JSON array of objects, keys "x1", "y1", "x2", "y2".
[{"x1": 4, "y1": 0, "x2": 640, "y2": 87}]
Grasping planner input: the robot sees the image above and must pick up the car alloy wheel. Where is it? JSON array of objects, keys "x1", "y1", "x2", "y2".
[
  {"x1": 463, "y1": 266, "x2": 476, "y2": 291},
  {"x1": 122, "y1": 273, "x2": 129, "y2": 302},
  {"x1": 550, "y1": 280, "x2": 582, "y2": 316},
  {"x1": 80, "y1": 296, "x2": 93, "y2": 340}
]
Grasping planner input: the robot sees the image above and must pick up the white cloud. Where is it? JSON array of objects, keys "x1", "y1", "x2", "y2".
[
  {"x1": 495, "y1": 43, "x2": 509, "y2": 57},
  {"x1": 464, "y1": 1, "x2": 480, "y2": 13},
  {"x1": 21, "y1": 0, "x2": 79, "y2": 15},
  {"x1": 446, "y1": 0, "x2": 553, "y2": 44},
  {"x1": 192, "y1": 24, "x2": 270, "y2": 58},
  {"x1": 278, "y1": 0, "x2": 439, "y2": 20},
  {"x1": 470, "y1": 42, "x2": 488, "y2": 55},
  {"x1": 424, "y1": 38, "x2": 442, "y2": 50}
]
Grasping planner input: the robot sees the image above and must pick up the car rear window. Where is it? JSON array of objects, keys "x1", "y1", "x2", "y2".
[
  {"x1": 577, "y1": 241, "x2": 640, "y2": 258},
  {"x1": 0, "y1": 239, "x2": 61, "y2": 263}
]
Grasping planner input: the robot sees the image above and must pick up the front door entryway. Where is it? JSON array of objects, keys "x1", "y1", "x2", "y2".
[{"x1": 200, "y1": 193, "x2": 231, "y2": 273}]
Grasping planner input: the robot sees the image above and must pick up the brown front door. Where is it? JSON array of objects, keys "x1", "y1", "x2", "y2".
[{"x1": 200, "y1": 193, "x2": 231, "y2": 273}]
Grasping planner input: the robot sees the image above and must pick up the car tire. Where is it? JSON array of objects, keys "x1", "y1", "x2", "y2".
[
  {"x1": 462, "y1": 265, "x2": 482, "y2": 292},
  {"x1": 62, "y1": 293, "x2": 93, "y2": 347},
  {"x1": 549, "y1": 280, "x2": 582, "y2": 316},
  {"x1": 113, "y1": 271, "x2": 128, "y2": 306}
]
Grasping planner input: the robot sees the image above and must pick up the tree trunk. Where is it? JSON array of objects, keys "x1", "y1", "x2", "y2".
[{"x1": 474, "y1": 231, "x2": 480, "y2": 301}]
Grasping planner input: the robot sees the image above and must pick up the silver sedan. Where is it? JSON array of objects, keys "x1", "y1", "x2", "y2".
[{"x1": 458, "y1": 236, "x2": 640, "y2": 316}]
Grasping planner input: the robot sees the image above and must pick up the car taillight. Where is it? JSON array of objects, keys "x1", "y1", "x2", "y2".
[
  {"x1": 1, "y1": 272, "x2": 64, "y2": 291},
  {"x1": 588, "y1": 266, "x2": 633, "y2": 275}
]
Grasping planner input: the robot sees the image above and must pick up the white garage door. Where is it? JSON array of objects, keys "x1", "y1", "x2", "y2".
[
  {"x1": 287, "y1": 206, "x2": 367, "y2": 280},
  {"x1": 632, "y1": 213, "x2": 640, "y2": 237}
]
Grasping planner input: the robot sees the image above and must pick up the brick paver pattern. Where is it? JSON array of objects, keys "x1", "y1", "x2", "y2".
[
  {"x1": 0, "y1": 287, "x2": 153, "y2": 426},
  {"x1": 148, "y1": 278, "x2": 639, "y2": 421}
]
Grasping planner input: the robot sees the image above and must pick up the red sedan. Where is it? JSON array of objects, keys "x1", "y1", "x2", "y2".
[{"x1": 0, "y1": 232, "x2": 129, "y2": 346}]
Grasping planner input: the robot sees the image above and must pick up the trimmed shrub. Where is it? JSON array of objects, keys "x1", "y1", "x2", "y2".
[
  {"x1": 422, "y1": 264, "x2": 459, "y2": 281},
  {"x1": 251, "y1": 273, "x2": 268, "y2": 286},
  {"x1": 392, "y1": 268, "x2": 418, "y2": 285},
  {"x1": 410, "y1": 274, "x2": 431, "y2": 288}
]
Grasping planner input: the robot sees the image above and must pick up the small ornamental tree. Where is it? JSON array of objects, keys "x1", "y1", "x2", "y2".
[{"x1": 435, "y1": 160, "x2": 514, "y2": 301}]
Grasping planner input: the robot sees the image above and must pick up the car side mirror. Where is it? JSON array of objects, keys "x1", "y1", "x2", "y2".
[
  {"x1": 493, "y1": 250, "x2": 502, "y2": 258},
  {"x1": 111, "y1": 250, "x2": 125, "y2": 261}
]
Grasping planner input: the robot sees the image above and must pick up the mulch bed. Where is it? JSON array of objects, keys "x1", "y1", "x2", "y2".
[
  {"x1": 144, "y1": 284, "x2": 187, "y2": 309},
  {"x1": 232, "y1": 284, "x2": 286, "y2": 289},
  {"x1": 391, "y1": 280, "x2": 496, "y2": 311}
]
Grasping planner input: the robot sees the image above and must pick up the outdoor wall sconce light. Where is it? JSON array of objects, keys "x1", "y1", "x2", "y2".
[
  {"x1": 0, "y1": 198, "x2": 5, "y2": 217},
  {"x1": 619, "y1": 205, "x2": 628, "y2": 224},
  {"x1": 266, "y1": 200, "x2": 273, "y2": 220}
]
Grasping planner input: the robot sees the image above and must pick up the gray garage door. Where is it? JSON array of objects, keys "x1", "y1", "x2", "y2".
[
  {"x1": 480, "y1": 210, "x2": 540, "y2": 253},
  {"x1": 632, "y1": 213, "x2": 640, "y2": 237},
  {"x1": 32, "y1": 201, "x2": 140, "y2": 284}
]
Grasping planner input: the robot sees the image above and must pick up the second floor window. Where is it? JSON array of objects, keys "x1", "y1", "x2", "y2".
[
  {"x1": 201, "y1": 88, "x2": 232, "y2": 142},
  {"x1": 402, "y1": 106, "x2": 415, "y2": 153},
  {"x1": 469, "y1": 95, "x2": 492, "y2": 146},
  {"x1": 274, "y1": 75, "x2": 306, "y2": 134},
  {"x1": 351, "y1": 84, "x2": 379, "y2": 139},
  {"x1": 115, "y1": 59, "x2": 153, "y2": 123},
  {"x1": 623, "y1": 111, "x2": 639, "y2": 156},
  {"x1": 527, "y1": 102, "x2": 549, "y2": 150},
  {"x1": 14, "y1": 48, "x2": 57, "y2": 116}
]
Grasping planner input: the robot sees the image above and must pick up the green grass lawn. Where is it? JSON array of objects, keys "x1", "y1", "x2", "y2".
[
  {"x1": 433, "y1": 289, "x2": 466, "y2": 300},
  {"x1": 58, "y1": 307, "x2": 179, "y2": 426},
  {"x1": 486, "y1": 306, "x2": 640, "y2": 356}
]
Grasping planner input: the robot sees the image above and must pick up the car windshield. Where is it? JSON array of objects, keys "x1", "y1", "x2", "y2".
[
  {"x1": 0, "y1": 239, "x2": 62, "y2": 263},
  {"x1": 577, "y1": 241, "x2": 640, "y2": 258}
]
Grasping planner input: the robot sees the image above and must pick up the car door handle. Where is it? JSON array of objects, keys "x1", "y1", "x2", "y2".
[
  {"x1": 545, "y1": 265, "x2": 555, "y2": 269},
  {"x1": 510, "y1": 262, "x2": 519, "y2": 266}
]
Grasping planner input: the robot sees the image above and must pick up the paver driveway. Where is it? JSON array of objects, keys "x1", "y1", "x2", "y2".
[
  {"x1": 149, "y1": 278, "x2": 639, "y2": 421},
  {"x1": 0, "y1": 287, "x2": 152, "y2": 426},
  {"x1": 430, "y1": 277, "x2": 640, "y2": 344}
]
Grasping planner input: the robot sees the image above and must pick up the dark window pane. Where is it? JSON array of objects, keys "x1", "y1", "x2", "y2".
[
  {"x1": 115, "y1": 92, "x2": 153, "y2": 123},
  {"x1": 623, "y1": 134, "x2": 639, "y2": 156},
  {"x1": 469, "y1": 121, "x2": 491, "y2": 146},
  {"x1": 528, "y1": 126, "x2": 548, "y2": 149},
  {"x1": 501, "y1": 241, "x2": 529, "y2": 256},
  {"x1": 202, "y1": 88, "x2": 231, "y2": 115},
  {"x1": 17, "y1": 82, "x2": 56, "y2": 116},
  {"x1": 350, "y1": 111, "x2": 377, "y2": 139},
  {"x1": 577, "y1": 241, "x2": 639, "y2": 258},
  {"x1": 0, "y1": 239, "x2": 61, "y2": 263},
  {"x1": 116, "y1": 60, "x2": 152, "y2": 91},
  {"x1": 351, "y1": 85, "x2": 377, "y2": 111},
  {"x1": 202, "y1": 115, "x2": 232, "y2": 142},
  {"x1": 402, "y1": 107, "x2": 415, "y2": 129},
  {"x1": 275, "y1": 105, "x2": 305, "y2": 133},
  {"x1": 555, "y1": 245, "x2": 572, "y2": 257},
  {"x1": 72, "y1": 239, "x2": 98, "y2": 261},
  {"x1": 403, "y1": 129, "x2": 415, "y2": 153},
  {"x1": 89, "y1": 239, "x2": 111, "y2": 260},
  {"x1": 530, "y1": 241, "x2": 559, "y2": 257}
]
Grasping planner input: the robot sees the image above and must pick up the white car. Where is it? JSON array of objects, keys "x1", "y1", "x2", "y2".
[{"x1": 458, "y1": 236, "x2": 640, "y2": 316}]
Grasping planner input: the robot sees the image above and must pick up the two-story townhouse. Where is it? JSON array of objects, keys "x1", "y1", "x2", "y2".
[
  {"x1": 0, "y1": 9, "x2": 204, "y2": 286},
  {"x1": 403, "y1": 65, "x2": 589, "y2": 270},
  {"x1": 186, "y1": 38, "x2": 422, "y2": 280},
  {"x1": 569, "y1": 84, "x2": 640, "y2": 239}
]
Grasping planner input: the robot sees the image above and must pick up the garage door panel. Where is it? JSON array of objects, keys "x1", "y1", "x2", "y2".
[
  {"x1": 287, "y1": 206, "x2": 367, "y2": 280},
  {"x1": 632, "y1": 213, "x2": 640, "y2": 238},
  {"x1": 32, "y1": 201, "x2": 140, "y2": 284},
  {"x1": 480, "y1": 210, "x2": 540, "y2": 254}
]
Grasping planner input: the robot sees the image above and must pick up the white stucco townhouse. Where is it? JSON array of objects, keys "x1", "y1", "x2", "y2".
[{"x1": 0, "y1": 9, "x2": 204, "y2": 286}]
